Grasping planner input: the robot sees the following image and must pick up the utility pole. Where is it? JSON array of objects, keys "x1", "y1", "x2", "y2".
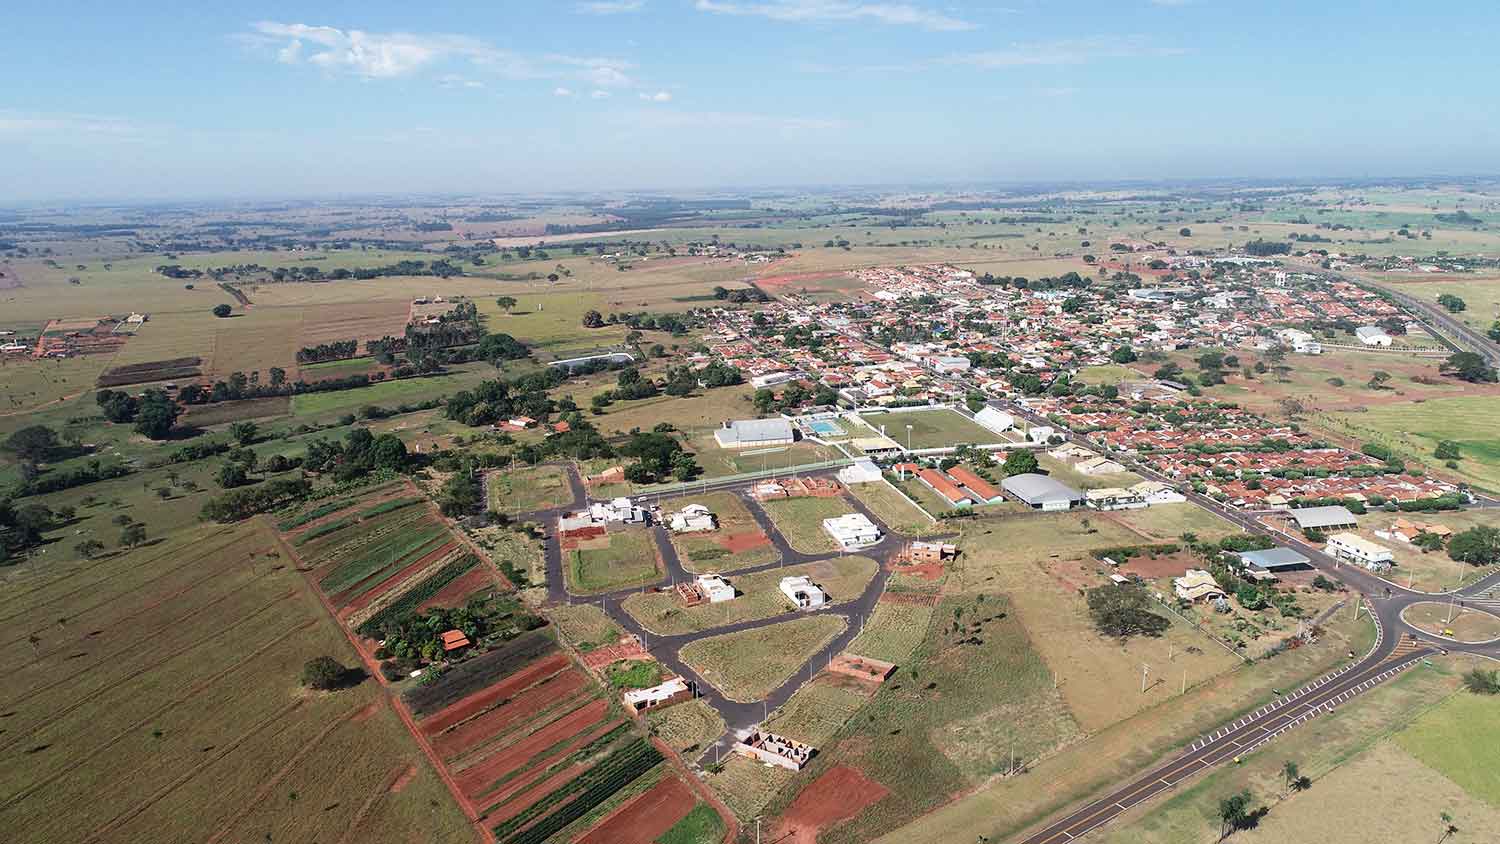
[{"x1": 1141, "y1": 662, "x2": 1150, "y2": 693}]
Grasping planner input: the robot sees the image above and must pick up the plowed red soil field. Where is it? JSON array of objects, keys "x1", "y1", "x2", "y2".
[
  {"x1": 576, "y1": 775, "x2": 696, "y2": 844},
  {"x1": 718, "y1": 531, "x2": 771, "y2": 553},
  {"x1": 419, "y1": 653, "x2": 570, "y2": 735},
  {"x1": 774, "y1": 764, "x2": 890, "y2": 844},
  {"x1": 429, "y1": 670, "x2": 590, "y2": 759},
  {"x1": 452, "y1": 701, "x2": 611, "y2": 798},
  {"x1": 415, "y1": 566, "x2": 492, "y2": 612}
]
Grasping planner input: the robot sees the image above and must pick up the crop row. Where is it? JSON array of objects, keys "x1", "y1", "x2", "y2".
[
  {"x1": 358, "y1": 496, "x2": 424, "y2": 519},
  {"x1": 492, "y1": 738, "x2": 663, "y2": 843},
  {"x1": 478, "y1": 722, "x2": 632, "y2": 803},
  {"x1": 301, "y1": 505, "x2": 435, "y2": 567},
  {"x1": 319, "y1": 523, "x2": 449, "y2": 596},
  {"x1": 276, "y1": 497, "x2": 355, "y2": 531},
  {"x1": 355, "y1": 553, "x2": 479, "y2": 637},
  {"x1": 405, "y1": 630, "x2": 558, "y2": 717},
  {"x1": 294, "y1": 516, "x2": 357, "y2": 545}
]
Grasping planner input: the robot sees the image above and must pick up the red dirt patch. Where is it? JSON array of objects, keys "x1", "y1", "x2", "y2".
[
  {"x1": 576, "y1": 775, "x2": 696, "y2": 844},
  {"x1": 350, "y1": 700, "x2": 382, "y2": 722},
  {"x1": 388, "y1": 763, "x2": 417, "y2": 793},
  {"x1": 429, "y1": 670, "x2": 590, "y2": 759},
  {"x1": 775, "y1": 764, "x2": 891, "y2": 844},
  {"x1": 879, "y1": 591, "x2": 939, "y2": 606},
  {"x1": 717, "y1": 530, "x2": 771, "y2": 553},
  {"x1": 415, "y1": 565, "x2": 492, "y2": 613},
  {"x1": 889, "y1": 560, "x2": 944, "y2": 581},
  {"x1": 1118, "y1": 550, "x2": 1197, "y2": 580},
  {"x1": 828, "y1": 654, "x2": 896, "y2": 683},
  {"x1": 579, "y1": 638, "x2": 652, "y2": 670},
  {"x1": 419, "y1": 652, "x2": 570, "y2": 735},
  {"x1": 559, "y1": 524, "x2": 606, "y2": 551},
  {"x1": 336, "y1": 540, "x2": 459, "y2": 614},
  {"x1": 451, "y1": 699, "x2": 609, "y2": 798},
  {"x1": 755, "y1": 271, "x2": 850, "y2": 289}
]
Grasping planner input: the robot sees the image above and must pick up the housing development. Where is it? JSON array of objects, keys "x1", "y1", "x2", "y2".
[{"x1": 6, "y1": 5, "x2": 1500, "y2": 844}]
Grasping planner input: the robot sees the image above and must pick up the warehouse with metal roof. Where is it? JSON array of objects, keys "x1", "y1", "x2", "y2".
[{"x1": 1001, "y1": 473, "x2": 1083, "y2": 511}]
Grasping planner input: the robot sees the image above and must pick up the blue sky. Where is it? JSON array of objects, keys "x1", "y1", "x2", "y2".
[{"x1": 3, "y1": 1, "x2": 1498, "y2": 199}]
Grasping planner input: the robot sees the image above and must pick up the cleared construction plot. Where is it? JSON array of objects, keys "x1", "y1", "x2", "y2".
[
  {"x1": 622, "y1": 556, "x2": 876, "y2": 635},
  {"x1": 679, "y1": 615, "x2": 848, "y2": 702}
]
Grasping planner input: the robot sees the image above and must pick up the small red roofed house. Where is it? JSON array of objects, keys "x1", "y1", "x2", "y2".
[{"x1": 440, "y1": 630, "x2": 471, "y2": 652}]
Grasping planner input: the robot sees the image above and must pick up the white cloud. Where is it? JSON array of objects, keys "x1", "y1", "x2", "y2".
[
  {"x1": 0, "y1": 111, "x2": 147, "y2": 138},
  {"x1": 548, "y1": 55, "x2": 638, "y2": 88},
  {"x1": 245, "y1": 21, "x2": 539, "y2": 80},
  {"x1": 618, "y1": 109, "x2": 846, "y2": 132},
  {"x1": 554, "y1": 86, "x2": 576, "y2": 96},
  {"x1": 952, "y1": 36, "x2": 1188, "y2": 68},
  {"x1": 639, "y1": 91, "x2": 673, "y2": 102},
  {"x1": 694, "y1": 0, "x2": 976, "y2": 32},
  {"x1": 576, "y1": 0, "x2": 646, "y2": 13},
  {"x1": 591, "y1": 89, "x2": 613, "y2": 99}
]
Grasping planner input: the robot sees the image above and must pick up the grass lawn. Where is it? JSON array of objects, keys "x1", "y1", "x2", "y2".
[
  {"x1": 764, "y1": 675, "x2": 873, "y2": 746},
  {"x1": 846, "y1": 479, "x2": 941, "y2": 537},
  {"x1": 1401, "y1": 602, "x2": 1500, "y2": 643},
  {"x1": 622, "y1": 556, "x2": 877, "y2": 635},
  {"x1": 759, "y1": 495, "x2": 857, "y2": 554},
  {"x1": 1074, "y1": 364, "x2": 1143, "y2": 386},
  {"x1": 546, "y1": 603, "x2": 621, "y2": 651},
  {"x1": 848, "y1": 601, "x2": 937, "y2": 663},
  {"x1": 487, "y1": 463, "x2": 574, "y2": 513},
  {"x1": 647, "y1": 699, "x2": 726, "y2": 757},
  {"x1": 679, "y1": 615, "x2": 847, "y2": 702},
  {"x1": 566, "y1": 526, "x2": 662, "y2": 594},
  {"x1": 1092, "y1": 657, "x2": 1488, "y2": 844},
  {"x1": 856, "y1": 408, "x2": 1001, "y2": 449},
  {"x1": 663, "y1": 490, "x2": 779, "y2": 572},
  {"x1": 1394, "y1": 688, "x2": 1500, "y2": 805},
  {"x1": 1108, "y1": 502, "x2": 1243, "y2": 543},
  {"x1": 1325, "y1": 396, "x2": 1500, "y2": 491},
  {"x1": 682, "y1": 433, "x2": 841, "y2": 480}
]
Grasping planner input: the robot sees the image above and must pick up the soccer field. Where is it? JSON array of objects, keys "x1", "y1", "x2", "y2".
[{"x1": 856, "y1": 408, "x2": 1000, "y2": 450}]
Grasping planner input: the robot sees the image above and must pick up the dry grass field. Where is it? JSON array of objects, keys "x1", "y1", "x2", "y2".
[{"x1": 679, "y1": 614, "x2": 847, "y2": 702}]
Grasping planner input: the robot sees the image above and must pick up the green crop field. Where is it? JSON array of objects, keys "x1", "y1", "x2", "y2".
[
  {"x1": 856, "y1": 408, "x2": 1001, "y2": 450},
  {"x1": 679, "y1": 614, "x2": 847, "y2": 702},
  {"x1": 622, "y1": 555, "x2": 876, "y2": 635},
  {"x1": 1326, "y1": 396, "x2": 1500, "y2": 490},
  {"x1": 1394, "y1": 689, "x2": 1500, "y2": 805}
]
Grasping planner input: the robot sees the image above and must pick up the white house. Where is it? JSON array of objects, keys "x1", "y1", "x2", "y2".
[
  {"x1": 1075, "y1": 456, "x2": 1127, "y2": 476},
  {"x1": 1325, "y1": 533, "x2": 1394, "y2": 571},
  {"x1": 821, "y1": 512, "x2": 882, "y2": 549},
  {"x1": 1355, "y1": 326, "x2": 1393, "y2": 347},
  {"x1": 1276, "y1": 329, "x2": 1323, "y2": 355},
  {"x1": 589, "y1": 497, "x2": 647, "y2": 524},
  {"x1": 1086, "y1": 487, "x2": 1148, "y2": 511},
  {"x1": 694, "y1": 574, "x2": 736, "y2": 603},
  {"x1": 1027, "y1": 425, "x2": 1056, "y2": 444},
  {"x1": 1130, "y1": 480, "x2": 1187, "y2": 505},
  {"x1": 780, "y1": 575, "x2": 829, "y2": 609},
  {"x1": 668, "y1": 504, "x2": 717, "y2": 533},
  {"x1": 837, "y1": 459, "x2": 883, "y2": 485},
  {"x1": 932, "y1": 355, "x2": 972, "y2": 374}
]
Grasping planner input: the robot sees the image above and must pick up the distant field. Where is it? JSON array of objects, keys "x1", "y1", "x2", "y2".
[
  {"x1": 488, "y1": 463, "x2": 574, "y2": 514},
  {"x1": 1394, "y1": 689, "x2": 1500, "y2": 805},
  {"x1": 1325, "y1": 395, "x2": 1500, "y2": 490}
]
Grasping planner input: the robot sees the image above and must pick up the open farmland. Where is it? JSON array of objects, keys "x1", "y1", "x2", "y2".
[
  {"x1": 679, "y1": 614, "x2": 847, "y2": 702},
  {"x1": 622, "y1": 555, "x2": 876, "y2": 635},
  {"x1": 0, "y1": 519, "x2": 472, "y2": 844}
]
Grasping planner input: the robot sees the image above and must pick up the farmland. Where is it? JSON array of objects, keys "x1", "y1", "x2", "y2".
[
  {"x1": 664, "y1": 490, "x2": 779, "y2": 572},
  {"x1": 621, "y1": 556, "x2": 877, "y2": 635},
  {"x1": 0, "y1": 519, "x2": 473, "y2": 844},
  {"x1": 758, "y1": 495, "x2": 856, "y2": 554},
  {"x1": 565, "y1": 526, "x2": 662, "y2": 594},
  {"x1": 679, "y1": 614, "x2": 848, "y2": 702},
  {"x1": 1320, "y1": 395, "x2": 1500, "y2": 490}
]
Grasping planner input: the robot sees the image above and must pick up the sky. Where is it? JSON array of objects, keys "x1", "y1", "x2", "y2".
[{"x1": 3, "y1": 1, "x2": 1499, "y2": 200}]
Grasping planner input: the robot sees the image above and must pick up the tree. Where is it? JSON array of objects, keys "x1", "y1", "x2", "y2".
[
  {"x1": 74, "y1": 539, "x2": 105, "y2": 559},
  {"x1": 1448, "y1": 526, "x2": 1500, "y2": 565},
  {"x1": 1086, "y1": 585, "x2": 1170, "y2": 639},
  {"x1": 300, "y1": 656, "x2": 356, "y2": 691},
  {"x1": 3, "y1": 425, "x2": 63, "y2": 462},
  {"x1": 1002, "y1": 450, "x2": 1039, "y2": 476},
  {"x1": 1434, "y1": 440, "x2": 1461, "y2": 461},
  {"x1": 1414, "y1": 531, "x2": 1446, "y2": 552},
  {"x1": 269, "y1": 366, "x2": 286, "y2": 386},
  {"x1": 1280, "y1": 760, "x2": 1310, "y2": 798},
  {"x1": 228, "y1": 421, "x2": 258, "y2": 445},
  {"x1": 1441, "y1": 351, "x2": 1498, "y2": 383},
  {"x1": 1179, "y1": 227, "x2": 1192, "y2": 237},
  {"x1": 1110, "y1": 345, "x2": 1138, "y2": 364},
  {"x1": 119, "y1": 523, "x2": 147, "y2": 548},
  {"x1": 495, "y1": 295, "x2": 517, "y2": 313},
  {"x1": 215, "y1": 462, "x2": 249, "y2": 489},
  {"x1": 1366, "y1": 369, "x2": 1392, "y2": 390},
  {"x1": 1462, "y1": 668, "x2": 1500, "y2": 695},
  {"x1": 212, "y1": 304, "x2": 233, "y2": 318},
  {"x1": 133, "y1": 390, "x2": 180, "y2": 440},
  {"x1": 582, "y1": 309, "x2": 604, "y2": 328},
  {"x1": 1436, "y1": 293, "x2": 1467, "y2": 313},
  {"x1": 1217, "y1": 791, "x2": 1254, "y2": 841}
]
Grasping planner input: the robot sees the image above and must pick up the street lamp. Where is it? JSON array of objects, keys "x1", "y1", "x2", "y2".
[{"x1": 906, "y1": 424, "x2": 913, "y2": 452}]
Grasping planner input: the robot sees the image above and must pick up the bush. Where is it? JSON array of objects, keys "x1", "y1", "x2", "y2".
[
  {"x1": 1463, "y1": 669, "x2": 1500, "y2": 695},
  {"x1": 212, "y1": 304, "x2": 233, "y2": 318},
  {"x1": 1086, "y1": 584, "x2": 1170, "y2": 639},
  {"x1": 300, "y1": 656, "x2": 360, "y2": 690}
]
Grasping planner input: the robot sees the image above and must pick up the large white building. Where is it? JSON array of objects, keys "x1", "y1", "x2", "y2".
[
  {"x1": 668, "y1": 504, "x2": 717, "y2": 533},
  {"x1": 713, "y1": 418, "x2": 795, "y2": 449},
  {"x1": 1355, "y1": 326, "x2": 1393, "y2": 347},
  {"x1": 780, "y1": 575, "x2": 829, "y2": 609},
  {"x1": 1325, "y1": 533, "x2": 1394, "y2": 570},
  {"x1": 821, "y1": 512, "x2": 882, "y2": 549},
  {"x1": 693, "y1": 574, "x2": 736, "y2": 603}
]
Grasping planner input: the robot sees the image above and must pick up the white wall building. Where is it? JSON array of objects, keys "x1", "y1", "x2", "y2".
[
  {"x1": 780, "y1": 575, "x2": 829, "y2": 609},
  {"x1": 668, "y1": 504, "x2": 717, "y2": 533},
  {"x1": 1355, "y1": 326, "x2": 1393, "y2": 347},
  {"x1": 837, "y1": 459, "x2": 884, "y2": 485},
  {"x1": 714, "y1": 418, "x2": 796, "y2": 449},
  {"x1": 974, "y1": 406, "x2": 1015, "y2": 434},
  {"x1": 1325, "y1": 533, "x2": 1394, "y2": 570},
  {"x1": 821, "y1": 512, "x2": 882, "y2": 549},
  {"x1": 694, "y1": 574, "x2": 736, "y2": 603}
]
